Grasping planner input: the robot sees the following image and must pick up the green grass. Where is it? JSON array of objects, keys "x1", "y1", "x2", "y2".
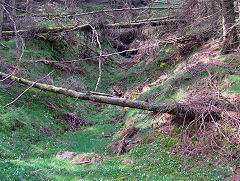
[
  {"x1": 0, "y1": 86, "x2": 65, "y2": 160},
  {"x1": 224, "y1": 75, "x2": 240, "y2": 94},
  {"x1": 0, "y1": 127, "x2": 231, "y2": 180}
]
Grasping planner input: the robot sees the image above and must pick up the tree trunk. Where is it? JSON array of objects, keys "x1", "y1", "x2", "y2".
[
  {"x1": 238, "y1": 0, "x2": 240, "y2": 20},
  {"x1": 210, "y1": 0, "x2": 216, "y2": 14},
  {"x1": 12, "y1": 0, "x2": 16, "y2": 18},
  {"x1": 221, "y1": 0, "x2": 238, "y2": 54},
  {"x1": 0, "y1": 0, "x2": 4, "y2": 40},
  {"x1": 25, "y1": 0, "x2": 32, "y2": 21}
]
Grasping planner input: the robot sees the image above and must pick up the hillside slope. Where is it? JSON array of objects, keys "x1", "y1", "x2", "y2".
[{"x1": 0, "y1": 0, "x2": 239, "y2": 180}]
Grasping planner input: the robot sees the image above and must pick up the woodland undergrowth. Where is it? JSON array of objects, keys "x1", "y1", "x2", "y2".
[{"x1": 0, "y1": 0, "x2": 239, "y2": 180}]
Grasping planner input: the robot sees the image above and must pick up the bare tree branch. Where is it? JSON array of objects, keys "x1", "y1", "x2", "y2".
[
  {"x1": 89, "y1": 24, "x2": 103, "y2": 91},
  {"x1": 5, "y1": 71, "x2": 54, "y2": 107},
  {"x1": 1, "y1": 4, "x2": 25, "y2": 77}
]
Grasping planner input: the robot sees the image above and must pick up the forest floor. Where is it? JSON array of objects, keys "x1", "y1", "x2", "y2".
[{"x1": 0, "y1": 1, "x2": 240, "y2": 180}]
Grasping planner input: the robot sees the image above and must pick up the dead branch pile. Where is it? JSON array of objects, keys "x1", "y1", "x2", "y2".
[{"x1": 173, "y1": 68, "x2": 240, "y2": 162}]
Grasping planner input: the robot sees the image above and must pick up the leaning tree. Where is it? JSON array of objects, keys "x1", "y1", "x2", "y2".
[{"x1": 221, "y1": 0, "x2": 239, "y2": 54}]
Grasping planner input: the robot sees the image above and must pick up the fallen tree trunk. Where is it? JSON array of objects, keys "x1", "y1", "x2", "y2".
[
  {"x1": 0, "y1": 71, "x2": 218, "y2": 119},
  {"x1": 2, "y1": 24, "x2": 91, "y2": 36},
  {"x1": 152, "y1": 1, "x2": 180, "y2": 5},
  {"x1": 2, "y1": 19, "x2": 186, "y2": 36}
]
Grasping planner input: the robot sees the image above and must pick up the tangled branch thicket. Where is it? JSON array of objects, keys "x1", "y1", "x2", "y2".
[{"x1": 176, "y1": 67, "x2": 240, "y2": 162}]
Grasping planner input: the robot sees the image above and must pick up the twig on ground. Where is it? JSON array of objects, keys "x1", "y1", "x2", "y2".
[{"x1": 0, "y1": 42, "x2": 7, "y2": 48}]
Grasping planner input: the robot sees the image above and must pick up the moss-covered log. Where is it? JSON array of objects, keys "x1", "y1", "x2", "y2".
[
  {"x1": 2, "y1": 19, "x2": 186, "y2": 36},
  {"x1": 0, "y1": 71, "x2": 218, "y2": 119},
  {"x1": 2, "y1": 24, "x2": 92, "y2": 36}
]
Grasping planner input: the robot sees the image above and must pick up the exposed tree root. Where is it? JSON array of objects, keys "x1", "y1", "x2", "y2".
[{"x1": 110, "y1": 127, "x2": 140, "y2": 156}]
